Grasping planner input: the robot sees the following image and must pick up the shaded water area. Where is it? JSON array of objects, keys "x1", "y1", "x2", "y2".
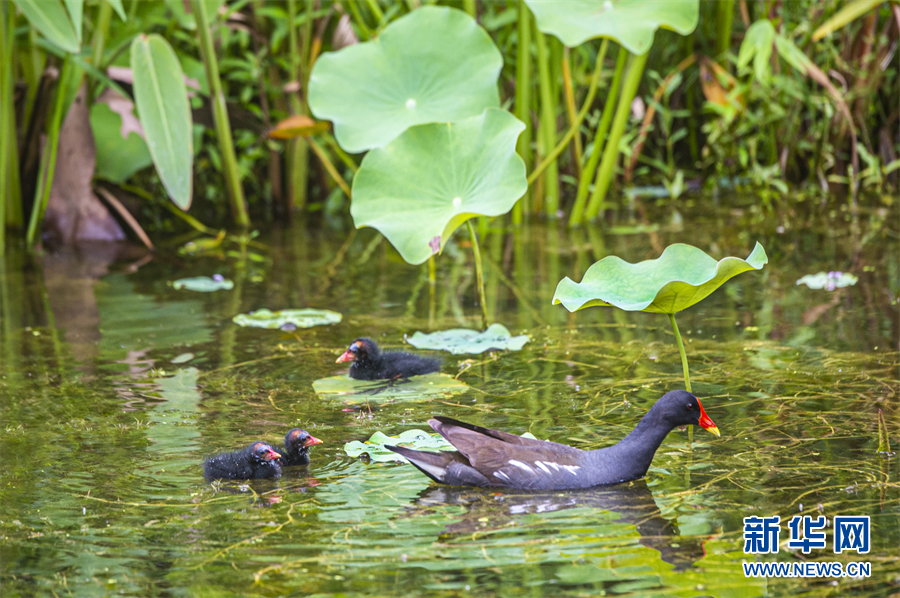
[{"x1": 2, "y1": 198, "x2": 898, "y2": 597}]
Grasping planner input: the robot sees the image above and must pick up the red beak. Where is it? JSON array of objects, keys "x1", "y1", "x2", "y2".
[
  {"x1": 264, "y1": 448, "x2": 282, "y2": 460},
  {"x1": 336, "y1": 350, "x2": 355, "y2": 364},
  {"x1": 696, "y1": 399, "x2": 721, "y2": 437},
  {"x1": 304, "y1": 435, "x2": 323, "y2": 447}
]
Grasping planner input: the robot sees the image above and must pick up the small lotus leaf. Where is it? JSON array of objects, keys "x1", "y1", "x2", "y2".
[
  {"x1": 344, "y1": 428, "x2": 538, "y2": 463},
  {"x1": 407, "y1": 323, "x2": 530, "y2": 355},
  {"x1": 796, "y1": 271, "x2": 858, "y2": 291},
  {"x1": 171, "y1": 276, "x2": 233, "y2": 292},
  {"x1": 351, "y1": 109, "x2": 526, "y2": 265},
  {"x1": 308, "y1": 6, "x2": 502, "y2": 153},
  {"x1": 525, "y1": 0, "x2": 699, "y2": 55},
  {"x1": 232, "y1": 308, "x2": 342, "y2": 329},
  {"x1": 312, "y1": 373, "x2": 467, "y2": 402},
  {"x1": 553, "y1": 243, "x2": 767, "y2": 314}
]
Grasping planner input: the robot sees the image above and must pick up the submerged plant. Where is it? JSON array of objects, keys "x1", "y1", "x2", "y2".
[{"x1": 553, "y1": 242, "x2": 767, "y2": 397}]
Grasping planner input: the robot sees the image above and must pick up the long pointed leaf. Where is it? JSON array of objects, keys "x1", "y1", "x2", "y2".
[
  {"x1": 106, "y1": 0, "x2": 126, "y2": 21},
  {"x1": 62, "y1": 0, "x2": 83, "y2": 39},
  {"x1": 130, "y1": 34, "x2": 193, "y2": 209},
  {"x1": 12, "y1": 0, "x2": 80, "y2": 53}
]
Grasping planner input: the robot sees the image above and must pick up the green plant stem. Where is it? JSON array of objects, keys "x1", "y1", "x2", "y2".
[
  {"x1": 715, "y1": 0, "x2": 735, "y2": 62},
  {"x1": 286, "y1": 0, "x2": 310, "y2": 212},
  {"x1": 569, "y1": 46, "x2": 625, "y2": 227},
  {"x1": 669, "y1": 312, "x2": 693, "y2": 443},
  {"x1": 363, "y1": 0, "x2": 384, "y2": 23},
  {"x1": 0, "y1": 1, "x2": 17, "y2": 251},
  {"x1": 308, "y1": 137, "x2": 350, "y2": 198},
  {"x1": 528, "y1": 39, "x2": 606, "y2": 186},
  {"x1": 585, "y1": 50, "x2": 648, "y2": 220},
  {"x1": 191, "y1": 0, "x2": 249, "y2": 227},
  {"x1": 534, "y1": 26, "x2": 559, "y2": 217},
  {"x1": 344, "y1": 0, "x2": 372, "y2": 40},
  {"x1": 90, "y1": 0, "x2": 112, "y2": 72},
  {"x1": 462, "y1": 0, "x2": 476, "y2": 18},
  {"x1": 561, "y1": 47, "x2": 583, "y2": 177},
  {"x1": 26, "y1": 57, "x2": 72, "y2": 248},
  {"x1": 668, "y1": 312, "x2": 692, "y2": 392},
  {"x1": 323, "y1": 133, "x2": 358, "y2": 173},
  {"x1": 466, "y1": 219, "x2": 489, "y2": 331},
  {"x1": 512, "y1": 0, "x2": 532, "y2": 224}
]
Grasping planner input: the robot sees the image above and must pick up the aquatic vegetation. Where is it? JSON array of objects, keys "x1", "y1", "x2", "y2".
[
  {"x1": 553, "y1": 242, "x2": 768, "y2": 394},
  {"x1": 171, "y1": 275, "x2": 233, "y2": 292},
  {"x1": 232, "y1": 308, "x2": 342, "y2": 330},
  {"x1": 312, "y1": 372, "x2": 467, "y2": 403},
  {"x1": 407, "y1": 323, "x2": 530, "y2": 355},
  {"x1": 796, "y1": 271, "x2": 859, "y2": 291}
]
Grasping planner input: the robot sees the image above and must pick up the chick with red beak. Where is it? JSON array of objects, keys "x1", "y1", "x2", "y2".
[{"x1": 278, "y1": 428, "x2": 323, "y2": 466}]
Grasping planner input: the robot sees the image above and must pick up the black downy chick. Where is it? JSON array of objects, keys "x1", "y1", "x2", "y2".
[
  {"x1": 336, "y1": 338, "x2": 440, "y2": 381},
  {"x1": 277, "y1": 428, "x2": 323, "y2": 466},
  {"x1": 203, "y1": 441, "x2": 282, "y2": 480}
]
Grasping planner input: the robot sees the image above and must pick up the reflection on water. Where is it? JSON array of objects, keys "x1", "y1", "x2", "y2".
[{"x1": 1, "y1": 201, "x2": 898, "y2": 597}]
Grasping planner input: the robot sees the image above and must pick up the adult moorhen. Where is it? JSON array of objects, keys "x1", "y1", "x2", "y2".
[
  {"x1": 203, "y1": 441, "x2": 282, "y2": 480},
  {"x1": 387, "y1": 390, "x2": 720, "y2": 490},
  {"x1": 277, "y1": 428, "x2": 323, "y2": 466},
  {"x1": 336, "y1": 338, "x2": 440, "y2": 380}
]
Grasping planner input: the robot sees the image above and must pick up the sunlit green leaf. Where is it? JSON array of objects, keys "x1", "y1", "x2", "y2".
[
  {"x1": 812, "y1": 0, "x2": 883, "y2": 41},
  {"x1": 308, "y1": 5, "x2": 502, "y2": 152},
  {"x1": 62, "y1": 0, "x2": 83, "y2": 38},
  {"x1": 105, "y1": 0, "x2": 126, "y2": 21},
  {"x1": 312, "y1": 373, "x2": 467, "y2": 402},
  {"x1": 89, "y1": 102, "x2": 153, "y2": 184},
  {"x1": 553, "y1": 243, "x2": 767, "y2": 314},
  {"x1": 171, "y1": 276, "x2": 233, "y2": 292},
  {"x1": 232, "y1": 308, "x2": 342, "y2": 329},
  {"x1": 12, "y1": 0, "x2": 80, "y2": 53},
  {"x1": 407, "y1": 324, "x2": 530, "y2": 355},
  {"x1": 737, "y1": 19, "x2": 774, "y2": 82},
  {"x1": 131, "y1": 34, "x2": 193, "y2": 209},
  {"x1": 351, "y1": 109, "x2": 526, "y2": 265},
  {"x1": 525, "y1": 0, "x2": 699, "y2": 54}
]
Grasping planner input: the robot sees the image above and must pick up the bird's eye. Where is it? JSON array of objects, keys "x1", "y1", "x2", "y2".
[{"x1": 686, "y1": 403, "x2": 694, "y2": 410}]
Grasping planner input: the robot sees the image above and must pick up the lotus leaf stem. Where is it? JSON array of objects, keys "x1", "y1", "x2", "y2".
[
  {"x1": 466, "y1": 220, "x2": 489, "y2": 331},
  {"x1": 534, "y1": 26, "x2": 559, "y2": 217},
  {"x1": 668, "y1": 312, "x2": 693, "y2": 443},
  {"x1": 308, "y1": 138, "x2": 350, "y2": 198},
  {"x1": 512, "y1": 0, "x2": 532, "y2": 225}
]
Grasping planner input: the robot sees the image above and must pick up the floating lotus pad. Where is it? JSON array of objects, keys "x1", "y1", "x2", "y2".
[
  {"x1": 312, "y1": 373, "x2": 467, "y2": 402},
  {"x1": 407, "y1": 323, "x2": 530, "y2": 355},
  {"x1": 232, "y1": 308, "x2": 342, "y2": 329},
  {"x1": 344, "y1": 428, "x2": 538, "y2": 463},
  {"x1": 796, "y1": 271, "x2": 858, "y2": 291},
  {"x1": 525, "y1": 0, "x2": 699, "y2": 54},
  {"x1": 553, "y1": 243, "x2": 767, "y2": 314},
  {"x1": 171, "y1": 276, "x2": 233, "y2": 292},
  {"x1": 308, "y1": 6, "x2": 502, "y2": 153},
  {"x1": 351, "y1": 109, "x2": 527, "y2": 265}
]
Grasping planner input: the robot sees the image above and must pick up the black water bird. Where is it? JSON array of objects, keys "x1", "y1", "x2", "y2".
[
  {"x1": 387, "y1": 390, "x2": 720, "y2": 490},
  {"x1": 277, "y1": 428, "x2": 323, "y2": 467},
  {"x1": 203, "y1": 441, "x2": 283, "y2": 480},
  {"x1": 336, "y1": 338, "x2": 440, "y2": 380}
]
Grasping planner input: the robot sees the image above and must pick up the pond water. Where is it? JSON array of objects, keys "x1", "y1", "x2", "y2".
[{"x1": 1, "y1": 199, "x2": 897, "y2": 597}]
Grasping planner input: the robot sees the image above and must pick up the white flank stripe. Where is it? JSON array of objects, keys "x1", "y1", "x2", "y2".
[
  {"x1": 562, "y1": 465, "x2": 580, "y2": 476},
  {"x1": 494, "y1": 471, "x2": 510, "y2": 481},
  {"x1": 535, "y1": 461, "x2": 552, "y2": 474},
  {"x1": 546, "y1": 462, "x2": 561, "y2": 471},
  {"x1": 507, "y1": 460, "x2": 534, "y2": 473}
]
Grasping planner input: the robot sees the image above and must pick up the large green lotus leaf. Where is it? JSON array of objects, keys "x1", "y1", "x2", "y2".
[
  {"x1": 232, "y1": 308, "x2": 342, "y2": 329},
  {"x1": 553, "y1": 243, "x2": 767, "y2": 314},
  {"x1": 345, "y1": 428, "x2": 538, "y2": 463},
  {"x1": 407, "y1": 323, "x2": 530, "y2": 355},
  {"x1": 351, "y1": 109, "x2": 526, "y2": 265},
  {"x1": 308, "y1": 6, "x2": 502, "y2": 153},
  {"x1": 312, "y1": 373, "x2": 467, "y2": 402},
  {"x1": 525, "y1": 0, "x2": 699, "y2": 55}
]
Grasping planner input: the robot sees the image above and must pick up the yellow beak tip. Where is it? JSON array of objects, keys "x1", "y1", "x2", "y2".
[{"x1": 706, "y1": 425, "x2": 721, "y2": 438}]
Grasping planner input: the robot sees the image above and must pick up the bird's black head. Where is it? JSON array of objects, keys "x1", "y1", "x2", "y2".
[
  {"x1": 248, "y1": 441, "x2": 281, "y2": 463},
  {"x1": 284, "y1": 428, "x2": 323, "y2": 455},
  {"x1": 336, "y1": 338, "x2": 380, "y2": 364},
  {"x1": 654, "y1": 390, "x2": 720, "y2": 437}
]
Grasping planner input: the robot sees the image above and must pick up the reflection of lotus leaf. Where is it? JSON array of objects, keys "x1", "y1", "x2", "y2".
[
  {"x1": 308, "y1": 6, "x2": 502, "y2": 153},
  {"x1": 407, "y1": 323, "x2": 530, "y2": 355},
  {"x1": 525, "y1": 0, "x2": 699, "y2": 55},
  {"x1": 553, "y1": 243, "x2": 767, "y2": 314},
  {"x1": 171, "y1": 276, "x2": 233, "y2": 292},
  {"x1": 232, "y1": 308, "x2": 342, "y2": 329},
  {"x1": 351, "y1": 109, "x2": 526, "y2": 265},
  {"x1": 345, "y1": 428, "x2": 538, "y2": 463},
  {"x1": 312, "y1": 373, "x2": 467, "y2": 402}
]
